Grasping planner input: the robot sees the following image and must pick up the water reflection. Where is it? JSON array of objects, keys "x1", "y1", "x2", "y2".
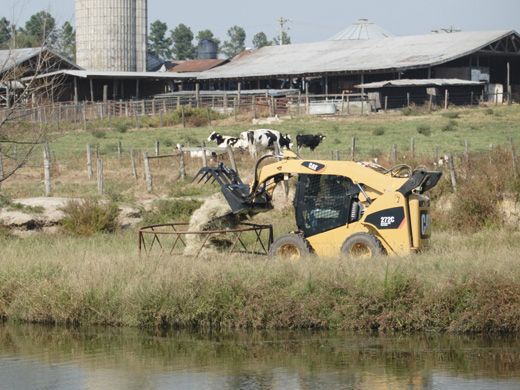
[{"x1": 0, "y1": 324, "x2": 519, "y2": 389}]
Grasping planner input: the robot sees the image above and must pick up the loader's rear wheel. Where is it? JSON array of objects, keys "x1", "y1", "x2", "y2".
[
  {"x1": 269, "y1": 234, "x2": 311, "y2": 261},
  {"x1": 341, "y1": 233, "x2": 385, "y2": 259}
]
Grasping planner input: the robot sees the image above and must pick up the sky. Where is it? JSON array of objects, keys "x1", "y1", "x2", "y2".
[{"x1": 3, "y1": 0, "x2": 520, "y2": 46}]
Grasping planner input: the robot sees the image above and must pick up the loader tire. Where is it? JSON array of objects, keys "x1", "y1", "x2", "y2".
[
  {"x1": 269, "y1": 234, "x2": 311, "y2": 261},
  {"x1": 341, "y1": 233, "x2": 385, "y2": 259}
]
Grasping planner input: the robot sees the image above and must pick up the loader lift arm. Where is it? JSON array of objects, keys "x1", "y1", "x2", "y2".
[{"x1": 194, "y1": 150, "x2": 442, "y2": 215}]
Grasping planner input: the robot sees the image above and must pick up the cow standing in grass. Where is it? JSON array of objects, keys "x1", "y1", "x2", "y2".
[
  {"x1": 207, "y1": 131, "x2": 248, "y2": 149},
  {"x1": 240, "y1": 129, "x2": 293, "y2": 157},
  {"x1": 296, "y1": 134, "x2": 326, "y2": 152}
]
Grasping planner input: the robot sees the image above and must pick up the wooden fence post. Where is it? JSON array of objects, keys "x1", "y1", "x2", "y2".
[
  {"x1": 447, "y1": 153, "x2": 457, "y2": 192},
  {"x1": 82, "y1": 103, "x2": 87, "y2": 131},
  {"x1": 444, "y1": 89, "x2": 449, "y2": 110},
  {"x1": 201, "y1": 144, "x2": 208, "y2": 168},
  {"x1": 117, "y1": 141, "x2": 122, "y2": 160},
  {"x1": 384, "y1": 96, "x2": 388, "y2": 113},
  {"x1": 335, "y1": 150, "x2": 340, "y2": 161},
  {"x1": 143, "y1": 152, "x2": 152, "y2": 193},
  {"x1": 0, "y1": 147, "x2": 4, "y2": 187},
  {"x1": 97, "y1": 158, "x2": 104, "y2": 195},
  {"x1": 406, "y1": 92, "x2": 410, "y2": 108},
  {"x1": 351, "y1": 137, "x2": 356, "y2": 161},
  {"x1": 179, "y1": 148, "x2": 186, "y2": 180},
  {"x1": 410, "y1": 137, "x2": 415, "y2": 158},
  {"x1": 159, "y1": 110, "x2": 164, "y2": 127},
  {"x1": 86, "y1": 144, "x2": 93, "y2": 180},
  {"x1": 227, "y1": 145, "x2": 238, "y2": 173},
  {"x1": 181, "y1": 106, "x2": 186, "y2": 128},
  {"x1": 391, "y1": 144, "x2": 397, "y2": 163},
  {"x1": 510, "y1": 137, "x2": 517, "y2": 178},
  {"x1": 155, "y1": 140, "x2": 160, "y2": 157},
  {"x1": 43, "y1": 145, "x2": 51, "y2": 196},
  {"x1": 429, "y1": 94, "x2": 433, "y2": 111},
  {"x1": 130, "y1": 148, "x2": 137, "y2": 180}
]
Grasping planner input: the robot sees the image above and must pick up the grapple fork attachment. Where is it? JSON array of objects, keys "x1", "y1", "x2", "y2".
[{"x1": 193, "y1": 163, "x2": 271, "y2": 214}]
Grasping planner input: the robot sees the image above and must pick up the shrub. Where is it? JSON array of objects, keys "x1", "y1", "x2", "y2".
[
  {"x1": 485, "y1": 108, "x2": 494, "y2": 115},
  {"x1": 441, "y1": 111, "x2": 460, "y2": 119},
  {"x1": 416, "y1": 125, "x2": 431, "y2": 136},
  {"x1": 441, "y1": 120, "x2": 458, "y2": 132},
  {"x1": 61, "y1": 199, "x2": 119, "y2": 236},
  {"x1": 402, "y1": 107, "x2": 413, "y2": 116},
  {"x1": 91, "y1": 130, "x2": 106, "y2": 139},
  {"x1": 372, "y1": 127, "x2": 385, "y2": 136},
  {"x1": 114, "y1": 122, "x2": 130, "y2": 133},
  {"x1": 142, "y1": 199, "x2": 203, "y2": 225}
]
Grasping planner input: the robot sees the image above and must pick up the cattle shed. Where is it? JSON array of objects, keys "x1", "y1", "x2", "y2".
[
  {"x1": 27, "y1": 70, "x2": 198, "y2": 102},
  {"x1": 198, "y1": 30, "x2": 520, "y2": 102},
  {"x1": 0, "y1": 47, "x2": 80, "y2": 107},
  {"x1": 355, "y1": 79, "x2": 485, "y2": 109}
]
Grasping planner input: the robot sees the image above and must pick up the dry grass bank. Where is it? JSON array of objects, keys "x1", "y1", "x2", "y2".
[{"x1": 1, "y1": 229, "x2": 520, "y2": 333}]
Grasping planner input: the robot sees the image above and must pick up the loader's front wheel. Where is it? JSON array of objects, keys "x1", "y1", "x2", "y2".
[
  {"x1": 341, "y1": 233, "x2": 385, "y2": 259},
  {"x1": 269, "y1": 234, "x2": 311, "y2": 261}
]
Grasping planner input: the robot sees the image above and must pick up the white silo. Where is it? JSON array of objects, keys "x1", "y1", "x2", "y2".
[{"x1": 75, "y1": 0, "x2": 148, "y2": 72}]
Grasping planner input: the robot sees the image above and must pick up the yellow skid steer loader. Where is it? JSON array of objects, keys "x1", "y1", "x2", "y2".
[{"x1": 195, "y1": 151, "x2": 441, "y2": 259}]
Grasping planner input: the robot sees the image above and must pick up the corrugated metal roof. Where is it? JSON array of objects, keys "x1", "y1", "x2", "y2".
[
  {"x1": 199, "y1": 30, "x2": 517, "y2": 80},
  {"x1": 329, "y1": 19, "x2": 393, "y2": 40},
  {"x1": 25, "y1": 69, "x2": 199, "y2": 80},
  {"x1": 170, "y1": 59, "x2": 228, "y2": 73},
  {"x1": 0, "y1": 47, "x2": 80, "y2": 74},
  {"x1": 356, "y1": 78, "x2": 483, "y2": 88}
]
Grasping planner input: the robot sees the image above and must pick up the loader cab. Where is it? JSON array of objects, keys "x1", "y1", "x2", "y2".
[{"x1": 294, "y1": 174, "x2": 361, "y2": 237}]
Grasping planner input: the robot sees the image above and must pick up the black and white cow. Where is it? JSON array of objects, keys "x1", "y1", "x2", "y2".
[
  {"x1": 207, "y1": 131, "x2": 248, "y2": 149},
  {"x1": 296, "y1": 134, "x2": 326, "y2": 152},
  {"x1": 240, "y1": 129, "x2": 293, "y2": 157}
]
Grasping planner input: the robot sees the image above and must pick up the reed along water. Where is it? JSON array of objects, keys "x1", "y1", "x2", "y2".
[{"x1": 1, "y1": 324, "x2": 520, "y2": 389}]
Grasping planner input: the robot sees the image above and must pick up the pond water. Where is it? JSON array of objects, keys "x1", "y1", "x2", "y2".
[{"x1": 0, "y1": 324, "x2": 519, "y2": 390}]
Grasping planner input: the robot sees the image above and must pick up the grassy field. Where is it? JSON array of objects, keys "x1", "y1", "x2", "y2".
[
  {"x1": 45, "y1": 104, "x2": 520, "y2": 160},
  {"x1": 1, "y1": 229, "x2": 520, "y2": 333},
  {"x1": 2, "y1": 103, "x2": 520, "y2": 200}
]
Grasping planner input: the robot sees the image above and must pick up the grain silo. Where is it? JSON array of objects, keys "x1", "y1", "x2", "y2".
[{"x1": 75, "y1": 0, "x2": 147, "y2": 72}]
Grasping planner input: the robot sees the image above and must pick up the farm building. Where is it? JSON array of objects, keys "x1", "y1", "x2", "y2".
[
  {"x1": 198, "y1": 28, "x2": 520, "y2": 105},
  {"x1": 0, "y1": 47, "x2": 80, "y2": 107}
]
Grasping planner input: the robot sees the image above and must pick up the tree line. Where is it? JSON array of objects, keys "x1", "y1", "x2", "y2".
[
  {"x1": 0, "y1": 12, "x2": 75, "y2": 60},
  {"x1": 0, "y1": 11, "x2": 291, "y2": 61},
  {"x1": 149, "y1": 21, "x2": 290, "y2": 60}
]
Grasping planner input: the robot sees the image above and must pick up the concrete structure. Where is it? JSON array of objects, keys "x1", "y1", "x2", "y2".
[{"x1": 75, "y1": 0, "x2": 147, "y2": 72}]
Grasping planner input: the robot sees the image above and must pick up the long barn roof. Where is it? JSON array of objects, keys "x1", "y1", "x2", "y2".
[{"x1": 199, "y1": 30, "x2": 518, "y2": 80}]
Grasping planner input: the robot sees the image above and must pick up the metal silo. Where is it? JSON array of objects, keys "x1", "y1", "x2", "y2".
[
  {"x1": 197, "y1": 39, "x2": 218, "y2": 60},
  {"x1": 75, "y1": 0, "x2": 147, "y2": 72}
]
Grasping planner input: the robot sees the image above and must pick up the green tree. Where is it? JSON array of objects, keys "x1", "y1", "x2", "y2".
[
  {"x1": 170, "y1": 23, "x2": 195, "y2": 60},
  {"x1": 24, "y1": 11, "x2": 57, "y2": 45},
  {"x1": 55, "y1": 21, "x2": 75, "y2": 61},
  {"x1": 273, "y1": 31, "x2": 291, "y2": 45},
  {"x1": 0, "y1": 17, "x2": 12, "y2": 48},
  {"x1": 252, "y1": 32, "x2": 272, "y2": 49},
  {"x1": 221, "y1": 25, "x2": 246, "y2": 58},
  {"x1": 148, "y1": 20, "x2": 172, "y2": 59}
]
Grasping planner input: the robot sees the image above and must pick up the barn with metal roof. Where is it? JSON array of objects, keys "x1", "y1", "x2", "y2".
[{"x1": 198, "y1": 29, "x2": 520, "y2": 102}]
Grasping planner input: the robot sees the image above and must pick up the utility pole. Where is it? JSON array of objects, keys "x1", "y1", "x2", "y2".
[{"x1": 278, "y1": 17, "x2": 290, "y2": 46}]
